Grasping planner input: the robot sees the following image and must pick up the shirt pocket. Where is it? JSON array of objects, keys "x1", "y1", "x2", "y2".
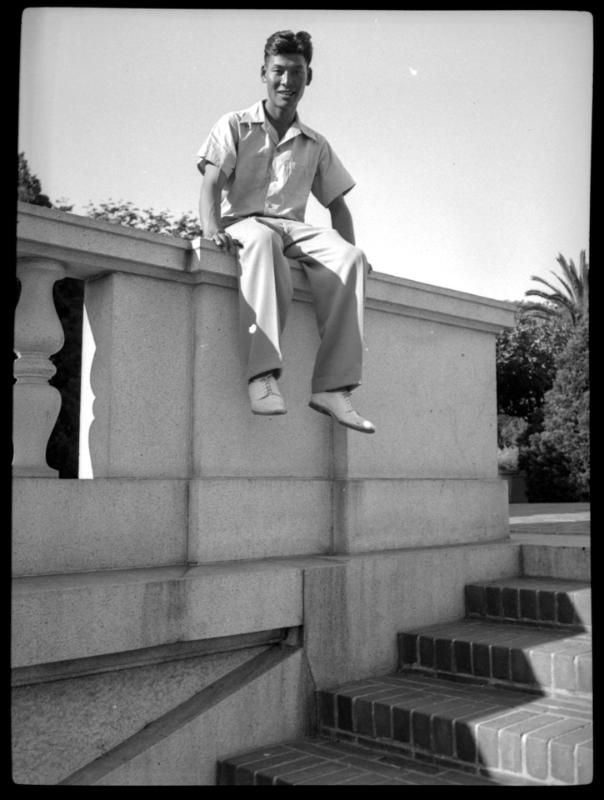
[
  {"x1": 234, "y1": 148, "x2": 271, "y2": 192},
  {"x1": 279, "y1": 154, "x2": 311, "y2": 191}
]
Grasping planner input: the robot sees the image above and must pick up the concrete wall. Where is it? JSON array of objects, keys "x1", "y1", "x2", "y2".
[
  {"x1": 12, "y1": 645, "x2": 312, "y2": 786},
  {"x1": 13, "y1": 203, "x2": 521, "y2": 784}
]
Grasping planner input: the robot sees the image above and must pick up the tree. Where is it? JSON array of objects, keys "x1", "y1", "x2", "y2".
[
  {"x1": 496, "y1": 307, "x2": 568, "y2": 429},
  {"x1": 519, "y1": 315, "x2": 589, "y2": 501},
  {"x1": 523, "y1": 251, "x2": 589, "y2": 328},
  {"x1": 83, "y1": 199, "x2": 201, "y2": 240},
  {"x1": 17, "y1": 152, "x2": 52, "y2": 207}
]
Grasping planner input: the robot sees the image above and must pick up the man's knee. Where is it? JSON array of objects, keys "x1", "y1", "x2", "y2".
[
  {"x1": 242, "y1": 222, "x2": 282, "y2": 253},
  {"x1": 338, "y1": 244, "x2": 368, "y2": 279}
]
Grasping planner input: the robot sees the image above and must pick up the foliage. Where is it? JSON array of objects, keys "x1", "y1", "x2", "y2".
[
  {"x1": 523, "y1": 251, "x2": 589, "y2": 328},
  {"x1": 497, "y1": 445, "x2": 519, "y2": 474},
  {"x1": 496, "y1": 307, "x2": 568, "y2": 427},
  {"x1": 83, "y1": 199, "x2": 202, "y2": 241},
  {"x1": 518, "y1": 438, "x2": 577, "y2": 501},
  {"x1": 17, "y1": 152, "x2": 52, "y2": 207},
  {"x1": 496, "y1": 261, "x2": 589, "y2": 503},
  {"x1": 519, "y1": 315, "x2": 589, "y2": 501},
  {"x1": 497, "y1": 414, "x2": 528, "y2": 449}
]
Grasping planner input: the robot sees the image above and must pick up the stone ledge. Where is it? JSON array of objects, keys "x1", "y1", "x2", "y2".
[
  {"x1": 17, "y1": 201, "x2": 194, "y2": 282},
  {"x1": 12, "y1": 561, "x2": 307, "y2": 668},
  {"x1": 17, "y1": 203, "x2": 516, "y2": 333},
  {"x1": 12, "y1": 543, "x2": 518, "y2": 671}
]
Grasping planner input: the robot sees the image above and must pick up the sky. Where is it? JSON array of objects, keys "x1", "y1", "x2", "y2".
[{"x1": 18, "y1": 8, "x2": 592, "y2": 303}]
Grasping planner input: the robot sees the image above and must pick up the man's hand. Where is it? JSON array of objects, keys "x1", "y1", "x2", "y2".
[
  {"x1": 199, "y1": 162, "x2": 242, "y2": 255},
  {"x1": 206, "y1": 228, "x2": 243, "y2": 255}
]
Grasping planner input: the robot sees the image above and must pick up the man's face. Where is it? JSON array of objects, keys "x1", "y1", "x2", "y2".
[{"x1": 261, "y1": 53, "x2": 311, "y2": 115}]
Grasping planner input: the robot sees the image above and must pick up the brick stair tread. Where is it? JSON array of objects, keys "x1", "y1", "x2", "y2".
[
  {"x1": 398, "y1": 618, "x2": 591, "y2": 697},
  {"x1": 465, "y1": 577, "x2": 591, "y2": 629},
  {"x1": 400, "y1": 618, "x2": 591, "y2": 649},
  {"x1": 218, "y1": 737, "x2": 542, "y2": 785},
  {"x1": 317, "y1": 672, "x2": 592, "y2": 784},
  {"x1": 320, "y1": 671, "x2": 592, "y2": 724}
]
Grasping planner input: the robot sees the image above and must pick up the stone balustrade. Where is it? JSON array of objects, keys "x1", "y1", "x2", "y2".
[
  {"x1": 13, "y1": 257, "x2": 66, "y2": 477},
  {"x1": 13, "y1": 201, "x2": 523, "y2": 784},
  {"x1": 15, "y1": 201, "x2": 517, "y2": 557},
  {"x1": 14, "y1": 200, "x2": 519, "y2": 571}
]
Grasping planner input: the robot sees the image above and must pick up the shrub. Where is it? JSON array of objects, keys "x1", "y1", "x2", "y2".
[
  {"x1": 519, "y1": 316, "x2": 589, "y2": 501},
  {"x1": 497, "y1": 414, "x2": 529, "y2": 449},
  {"x1": 497, "y1": 446, "x2": 519, "y2": 474},
  {"x1": 519, "y1": 437, "x2": 578, "y2": 501},
  {"x1": 496, "y1": 310, "x2": 568, "y2": 423}
]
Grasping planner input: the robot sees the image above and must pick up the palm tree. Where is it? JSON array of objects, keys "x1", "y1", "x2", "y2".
[{"x1": 523, "y1": 251, "x2": 589, "y2": 327}]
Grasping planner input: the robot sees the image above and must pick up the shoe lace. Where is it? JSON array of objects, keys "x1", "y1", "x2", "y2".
[
  {"x1": 260, "y1": 375, "x2": 276, "y2": 397},
  {"x1": 341, "y1": 390, "x2": 354, "y2": 412}
]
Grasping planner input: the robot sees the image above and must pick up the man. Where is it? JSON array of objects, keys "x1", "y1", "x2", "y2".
[{"x1": 197, "y1": 29, "x2": 375, "y2": 433}]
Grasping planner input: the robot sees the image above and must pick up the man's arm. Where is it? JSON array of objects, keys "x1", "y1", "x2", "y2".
[
  {"x1": 327, "y1": 194, "x2": 355, "y2": 245},
  {"x1": 328, "y1": 193, "x2": 373, "y2": 272},
  {"x1": 198, "y1": 162, "x2": 241, "y2": 254}
]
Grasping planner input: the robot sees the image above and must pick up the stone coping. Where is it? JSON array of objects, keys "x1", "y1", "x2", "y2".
[
  {"x1": 17, "y1": 202, "x2": 516, "y2": 334},
  {"x1": 509, "y1": 504, "x2": 590, "y2": 540}
]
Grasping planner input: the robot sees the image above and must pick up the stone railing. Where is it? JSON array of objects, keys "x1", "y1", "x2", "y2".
[
  {"x1": 14, "y1": 200, "x2": 521, "y2": 665},
  {"x1": 13, "y1": 201, "x2": 524, "y2": 784},
  {"x1": 14, "y1": 256, "x2": 67, "y2": 477},
  {"x1": 15, "y1": 200, "x2": 518, "y2": 571}
]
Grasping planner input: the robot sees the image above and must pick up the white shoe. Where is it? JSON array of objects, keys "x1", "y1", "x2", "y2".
[
  {"x1": 248, "y1": 374, "x2": 287, "y2": 415},
  {"x1": 309, "y1": 391, "x2": 375, "y2": 433}
]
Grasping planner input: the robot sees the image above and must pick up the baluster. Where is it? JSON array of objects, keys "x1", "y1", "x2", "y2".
[{"x1": 13, "y1": 258, "x2": 66, "y2": 477}]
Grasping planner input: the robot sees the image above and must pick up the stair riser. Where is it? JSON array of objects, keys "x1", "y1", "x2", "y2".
[
  {"x1": 398, "y1": 635, "x2": 592, "y2": 699},
  {"x1": 520, "y1": 545, "x2": 590, "y2": 582},
  {"x1": 465, "y1": 585, "x2": 591, "y2": 630},
  {"x1": 319, "y1": 691, "x2": 592, "y2": 785}
]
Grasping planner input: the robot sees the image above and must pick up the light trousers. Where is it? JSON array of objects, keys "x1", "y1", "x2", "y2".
[{"x1": 226, "y1": 216, "x2": 369, "y2": 394}]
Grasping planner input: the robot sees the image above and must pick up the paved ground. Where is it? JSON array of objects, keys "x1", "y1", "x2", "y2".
[
  {"x1": 509, "y1": 503, "x2": 590, "y2": 547},
  {"x1": 509, "y1": 503, "x2": 590, "y2": 524}
]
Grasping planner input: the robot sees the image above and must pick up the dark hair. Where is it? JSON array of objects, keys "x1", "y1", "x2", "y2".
[{"x1": 264, "y1": 30, "x2": 313, "y2": 66}]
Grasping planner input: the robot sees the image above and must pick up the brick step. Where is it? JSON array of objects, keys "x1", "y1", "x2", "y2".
[
  {"x1": 217, "y1": 737, "x2": 542, "y2": 785},
  {"x1": 316, "y1": 672, "x2": 592, "y2": 784},
  {"x1": 398, "y1": 619, "x2": 591, "y2": 699},
  {"x1": 465, "y1": 577, "x2": 591, "y2": 630}
]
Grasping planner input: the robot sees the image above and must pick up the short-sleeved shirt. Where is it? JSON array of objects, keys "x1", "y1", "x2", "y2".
[{"x1": 196, "y1": 100, "x2": 355, "y2": 225}]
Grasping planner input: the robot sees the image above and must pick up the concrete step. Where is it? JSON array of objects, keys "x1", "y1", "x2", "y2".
[
  {"x1": 513, "y1": 538, "x2": 590, "y2": 581},
  {"x1": 464, "y1": 577, "x2": 591, "y2": 630},
  {"x1": 316, "y1": 672, "x2": 592, "y2": 785},
  {"x1": 398, "y1": 619, "x2": 591, "y2": 699},
  {"x1": 217, "y1": 736, "x2": 542, "y2": 785}
]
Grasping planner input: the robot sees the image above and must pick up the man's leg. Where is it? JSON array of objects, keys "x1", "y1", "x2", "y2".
[
  {"x1": 283, "y1": 223, "x2": 368, "y2": 392},
  {"x1": 282, "y1": 223, "x2": 375, "y2": 433},
  {"x1": 227, "y1": 217, "x2": 293, "y2": 414}
]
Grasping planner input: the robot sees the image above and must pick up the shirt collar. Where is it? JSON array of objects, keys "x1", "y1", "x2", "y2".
[{"x1": 241, "y1": 100, "x2": 318, "y2": 141}]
